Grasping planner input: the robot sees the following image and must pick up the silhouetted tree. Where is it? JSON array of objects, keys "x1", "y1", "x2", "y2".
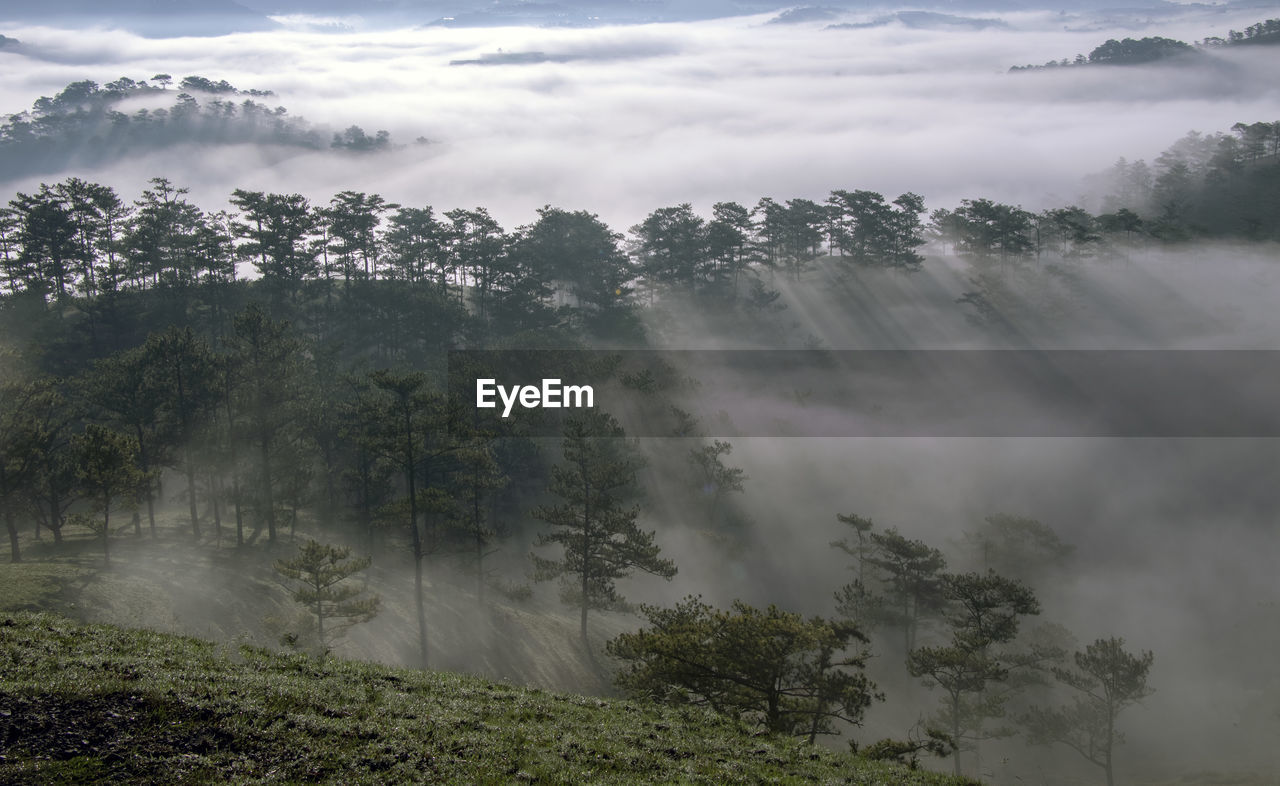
[
  {"x1": 609, "y1": 597, "x2": 879, "y2": 743},
  {"x1": 632, "y1": 204, "x2": 708, "y2": 295},
  {"x1": 832, "y1": 513, "x2": 887, "y2": 630},
  {"x1": 1024, "y1": 638, "x2": 1154, "y2": 786},
  {"x1": 908, "y1": 571, "x2": 1039, "y2": 776},
  {"x1": 962, "y1": 514, "x2": 1073, "y2": 587},
  {"x1": 687, "y1": 439, "x2": 745, "y2": 529},
  {"x1": 954, "y1": 199, "x2": 1035, "y2": 263},
  {"x1": 144, "y1": 327, "x2": 218, "y2": 539},
  {"x1": 275, "y1": 539, "x2": 380, "y2": 652},
  {"x1": 227, "y1": 305, "x2": 306, "y2": 544},
  {"x1": 365, "y1": 370, "x2": 453, "y2": 668},
  {"x1": 868, "y1": 527, "x2": 947, "y2": 653},
  {"x1": 0, "y1": 380, "x2": 50, "y2": 561},
  {"x1": 532, "y1": 411, "x2": 676, "y2": 644},
  {"x1": 71, "y1": 424, "x2": 146, "y2": 564}
]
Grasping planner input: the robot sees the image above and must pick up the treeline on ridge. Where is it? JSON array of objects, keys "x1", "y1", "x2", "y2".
[
  {"x1": 4, "y1": 116, "x2": 1276, "y2": 322},
  {"x1": 0, "y1": 76, "x2": 395, "y2": 180},
  {"x1": 1010, "y1": 16, "x2": 1280, "y2": 70}
]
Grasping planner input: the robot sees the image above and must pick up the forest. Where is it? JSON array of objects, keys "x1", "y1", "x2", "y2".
[
  {"x1": 0, "y1": 76, "x2": 395, "y2": 181},
  {"x1": 1009, "y1": 16, "x2": 1280, "y2": 70},
  {"x1": 1, "y1": 89, "x2": 1277, "y2": 781}
]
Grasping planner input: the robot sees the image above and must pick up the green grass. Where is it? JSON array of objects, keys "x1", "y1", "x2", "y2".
[
  {"x1": 0, "y1": 524, "x2": 634, "y2": 697},
  {"x1": 0, "y1": 612, "x2": 976, "y2": 785}
]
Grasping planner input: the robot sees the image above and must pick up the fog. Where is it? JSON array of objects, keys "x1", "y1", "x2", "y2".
[
  {"x1": 625, "y1": 243, "x2": 1280, "y2": 780},
  {"x1": 3, "y1": 7, "x2": 1278, "y2": 228},
  {"x1": 4, "y1": 6, "x2": 1280, "y2": 785},
  {"x1": 696, "y1": 434, "x2": 1280, "y2": 779}
]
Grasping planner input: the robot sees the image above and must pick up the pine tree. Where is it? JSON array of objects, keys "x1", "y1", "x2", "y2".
[
  {"x1": 0, "y1": 380, "x2": 51, "y2": 562},
  {"x1": 831, "y1": 513, "x2": 887, "y2": 630},
  {"x1": 908, "y1": 571, "x2": 1040, "y2": 777},
  {"x1": 143, "y1": 327, "x2": 218, "y2": 539},
  {"x1": 70, "y1": 424, "x2": 146, "y2": 564},
  {"x1": 227, "y1": 305, "x2": 305, "y2": 544},
  {"x1": 450, "y1": 428, "x2": 507, "y2": 605},
  {"x1": 608, "y1": 597, "x2": 879, "y2": 743},
  {"x1": 867, "y1": 527, "x2": 947, "y2": 653},
  {"x1": 532, "y1": 411, "x2": 676, "y2": 645},
  {"x1": 1024, "y1": 637, "x2": 1154, "y2": 786},
  {"x1": 274, "y1": 540, "x2": 380, "y2": 652},
  {"x1": 86, "y1": 347, "x2": 169, "y2": 537},
  {"x1": 365, "y1": 369, "x2": 454, "y2": 669},
  {"x1": 687, "y1": 439, "x2": 745, "y2": 529}
]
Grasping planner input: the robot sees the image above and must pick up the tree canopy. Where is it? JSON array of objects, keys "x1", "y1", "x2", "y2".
[{"x1": 608, "y1": 596, "x2": 880, "y2": 743}]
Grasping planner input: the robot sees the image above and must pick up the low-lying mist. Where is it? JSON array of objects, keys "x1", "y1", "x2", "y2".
[
  {"x1": 685, "y1": 434, "x2": 1280, "y2": 780},
  {"x1": 620, "y1": 241, "x2": 1280, "y2": 781}
]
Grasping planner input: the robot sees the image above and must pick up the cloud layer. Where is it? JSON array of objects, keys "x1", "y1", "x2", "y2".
[{"x1": 2, "y1": 8, "x2": 1278, "y2": 228}]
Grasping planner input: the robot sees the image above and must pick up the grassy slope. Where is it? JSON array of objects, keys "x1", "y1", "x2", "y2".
[
  {"x1": 0, "y1": 525, "x2": 629, "y2": 697},
  {"x1": 0, "y1": 612, "x2": 974, "y2": 785}
]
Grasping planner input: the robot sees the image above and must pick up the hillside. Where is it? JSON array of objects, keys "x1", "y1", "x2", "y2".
[
  {"x1": 0, "y1": 612, "x2": 974, "y2": 785},
  {"x1": 0, "y1": 525, "x2": 627, "y2": 698},
  {"x1": 0, "y1": 77, "x2": 394, "y2": 181}
]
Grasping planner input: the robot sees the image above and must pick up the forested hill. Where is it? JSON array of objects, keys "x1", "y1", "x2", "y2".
[
  {"x1": 1010, "y1": 16, "x2": 1280, "y2": 70},
  {"x1": 0, "y1": 77, "x2": 395, "y2": 181},
  {"x1": 0, "y1": 122, "x2": 1267, "y2": 782}
]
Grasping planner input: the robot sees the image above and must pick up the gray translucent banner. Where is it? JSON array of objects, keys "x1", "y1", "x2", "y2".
[{"x1": 446, "y1": 350, "x2": 1280, "y2": 437}]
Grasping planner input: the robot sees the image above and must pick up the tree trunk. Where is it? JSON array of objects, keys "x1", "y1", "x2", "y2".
[
  {"x1": 358, "y1": 466, "x2": 372, "y2": 553},
  {"x1": 474, "y1": 488, "x2": 485, "y2": 605},
  {"x1": 135, "y1": 424, "x2": 156, "y2": 536},
  {"x1": 102, "y1": 509, "x2": 111, "y2": 565},
  {"x1": 6, "y1": 508, "x2": 19, "y2": 563},
  {"x1": 49, "y1": 494, "x2": 62, "y2": 544},
  {"x1": 580, "y1": 570, "x2": 590, "y2": 645},
  {"x1": 185, "y1": 447, "x2": 200, "y2": 539},
  {"x1": 210, "y1": 472, "x2": 222, "y2": 546},
  {"x1": 233, "y1": 476, "x2": 244, "y2": 547},
  {"x1": 260, "y1": 435, "x2": 276, "y2": 543},
  {"x1": 406, "y1": 404, "x2": 427, "y2": 669},
  {"x1": 952, "y1": 695, "x2": 962, "y2": 777},
  {"x1": 414, "y1": 554, "x2": 428, "y2": 669},
  {"x1": 1105, "y1": 704, "x2": 1115, "y2": 786},
  {"x1": 322, "y1": 444, "x2": 337, "y2": 528},
  {"x1": 903, "y1": 596, "x2": 912, "y2": 653},
  {"x1": 225, "y1": 377, "x2": 244, "y2": 547}
]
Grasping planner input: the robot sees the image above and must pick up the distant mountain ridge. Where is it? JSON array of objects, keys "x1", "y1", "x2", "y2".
[
  {"x1": 0, "y1": 0, "x2": 274, "y2": 36},
  {"x1": 2, "y1": 0, "x2": 1266, "y2": 34}
]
